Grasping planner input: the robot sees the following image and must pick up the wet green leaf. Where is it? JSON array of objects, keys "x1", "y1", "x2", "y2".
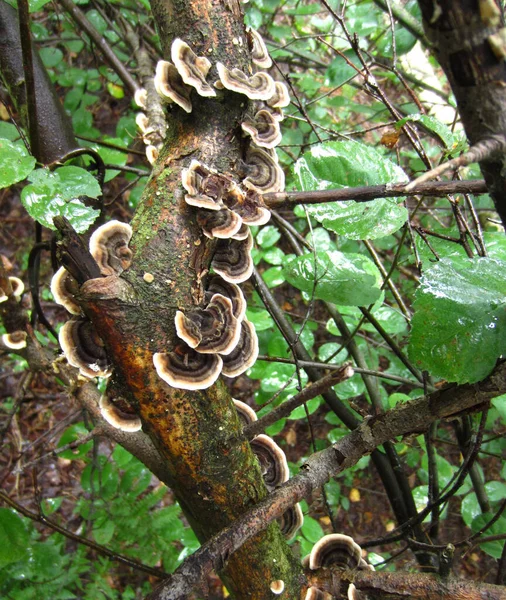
[
  {"x1": 0, "y1": 139, "x2": 36, "y2": 189},
  {"x1": 0, "y1": 509, "x2": 29, "y2": 567}
]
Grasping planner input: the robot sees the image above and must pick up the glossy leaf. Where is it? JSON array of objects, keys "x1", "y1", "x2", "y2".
[
  {"x1": 293, "y1": 140, "x2": 408, "y2": 239},
  {"x1": 409, "y1": 257, "x2": 506, "y2": 383},
  {"x1": 396, "y1": 113, "x2": 457, "y2": 149},
  {"x1": 0, "y1": 508, "x2": 29, "y2": 567},
  {"x1": 283, "y1": 250, "x2": 382, "y2": 306},
  {"x1": 0, "y1": 138, "x2": 36, "y2": 189}
]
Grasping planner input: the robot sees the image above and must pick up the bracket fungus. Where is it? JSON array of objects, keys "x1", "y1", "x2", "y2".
[
  {"x1": 211, "y1": 233, "x2": 254, "y2": 284},
  {"x1": 241, "y1": 109, "x2": 282, "y2": 149},
  {"x1": 278, "y1": 503, "x2": 304, "y2": 540},
  {"x1": 304, "y1": 587, "x2": 329, "y2": 600},
  {"x1": 309, "y1": 534, "x2": 362, "y2": 571},
  {"x1": 223, "y1": 188, "x2": 271, "y2": 227},
  {"x1": 135, "y1": 112, "x2": 150, "y2": 133},
  {"x1": 250, "y1": 433, "x2": 289, "y2": 490},
  {"x1": 99, "y1": 394, "x2": 142, "y2": 432},
  {"x1": 174, "y1": 293, "x2": 241, "y2": 355},
  {"x1": 242, "y1": 146, "x2": 285, "y2": 193},
  {"x1": 89, "y1": 220, "x2": 133, "y2": 276},
  {"x1": 171, "y1": 39, "x2": 216, "y2": 98},
  {"x1": 51, "y1": 266, "x2": 81, "y2": 315},
  {"x1": 197, "y1": 207, "x2": 243, "y2": 239},
  {"x1": 233, "y1": 398, "x2": 258, "y2": 426},
  {"x1": 247, "y1": 27, "x2": 272, "y2": 69},
  {"x1": 154, "y1": 60, "x2": 192, "y2": 113},
  {"x1": 216, "y1": 62, "x2": 275, "y2": 100},
  {"x1": 59, "y1": 317, "x2": 112, "y2": 378},
  {"x1": 153, "y1": 344, "x2": 223, "y2": 390},
  {"x1": 205, "y1": 275, "x2": 247, "y2": 322},
  {"x1": 266, "y1": 81, "x2": 291, "y2": 109},
  {"x1": 182, "y1": 161, "x2": 225, "y2": 211},
  {"x1": 134, "y1": 87, "x2": 147, "y2": 109},
  {"x1": 2, "y1": 276, "x2": 24, "y2": 299},
  {"x1": 221, "y1": 317, "x2": 258, "y2": 377},
  {"x1": 269, "y1": 580, "x2": 285, "y2": 595},
  {"x1": 146, "y1": 145, "x2": 160, "y2": 165},
  {"x1": 2, "y1": 331, "x2": 27, "y2": 350}
]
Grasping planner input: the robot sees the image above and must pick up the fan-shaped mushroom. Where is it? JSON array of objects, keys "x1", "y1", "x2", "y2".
[
  {"x1": 211, "y1": 233, "x2": 254, "y2": 284},
  {"x1": 154, "y1": 60, "x2": 193, "y2": 113},
  {"x1": 174, "y1": 293, "x2": 241, "y2": 355},
  {"x1": 205, "y1": 275, "x2": 247, "y2": 322},
  {"x1": 233, "y1": 398, "x2": 258, "y2": 426},
  {"x1": 59, "y1": 317, "x2": 112, "y2": 378},
  {"x1": 2, "y1": 331, "x2": 27, "y2": 350},
  {"x1": 197, "y1": 208, "x2": 243, "y2": 239},
  {"x1": 216, "y1": 62, "x2": 275, "y2": 100},
  {"x1": 223, "y1": 188, "x2": 271, "y2": 227},
  {"x1": 250, "y1": 433, "x2": 289, "y2": 490},
  {"x1": 153, "y1": 344, "x2": 223, "y2": 390},
  {"x1": 146, "y1": 145, "x2": 160, "y2": 165},
  {"x1": 89, "y1": 220, "x2": 133, "y2": 276},
  {"x1": 171, "y1": 39, "x2": 216, "y2": 97},
  {"x1": 309, "y1": 534, "x2": 362, "y2": 571},
  {"x1": 270, "y1": 580, "x2": 284, "y2": 595},
  {"x1": 2, "y1": 276, "x2": 24, "y2": 300},
  {"x1": 304, "y1": 587, "x2": 327, "y2": 600},
  {"x1": 242, "y1": 146, "x2": 285, "y2": 193},
  {"x1": 134, "y1": 87, "x2": 147, "y2": 109},
  {"x1": 247, "y1": 28, "x2": 272, "y2": 69},
  {"x1": 51, "y1": 266, "x2": 81, "y2": 315},
  {"x1": 241, "y1": 109, "x2": 282, "y2": 149},
  {"x1": 266, "y1": 81, "x2": 290, "y2": 109},
  {"x1": 135, "y1": 112, "x2": 150, "y2": 133},
  {"x1": 278, "y1": 503, "x2": 304, "y2": 540},
  {"x1": 99, "y1": 394, "x2": 142, "y2": 432},
  {"x1": 221, "y1": 318, "x2": 258, "y2": 377}
]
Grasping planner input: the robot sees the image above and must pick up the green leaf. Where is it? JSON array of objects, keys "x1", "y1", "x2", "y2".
[
  {"x1": 0, "y1": 139, "x2": 36, "y2": 189},
  {"x1": 293, "y1": 140, "x2": 408, "y2": 239},
  {"x1": 0, "y1": 508, "x2": 29, "y2": 567},
  {"x1": 39, "y1": 47, "x2": 64, "y2": 68},
  {"x1": 93, "y1": 518, "x2": 115, "y2": 545},
  {"x1": 283, "y1": 251, "x2": 382, "y2": 306},
  {"x1": 408, "y1": 257, "x2": 506, "y2": 383},
  {"x1": 396, "y1": 113, "x2": 457, "y2": 149},
  {"x1": 301, "y1": 515, "x2": 324, "y2": 543},
  {"x1": 21, "y1": 167, "x2": 100, "y2": 233},
  {"x1": 288, "y1": 397, "x2": 321, "y2": 420}
]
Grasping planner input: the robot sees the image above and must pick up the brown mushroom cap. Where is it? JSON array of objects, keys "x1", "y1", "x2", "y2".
[
  {"x1": 231, "y1": 223, "x2": 250, "y2": 240},
  {"x1": 182, "y1": 161, "x2": 223, "y2": 211},
  {"x1": 154, "y1": 60, "x2": 193, "y2": 113},
  {"x1": 171, "y1": 39, "x2": 216, "y2": 97},
  {"x1": 197, "y1": 207, "x2": 243, "y2": 239},
  {"x1": 242, "y1": 146, "x2": 285, "y2": 193},
  {"x1": 304, "y1": 587, "x2": 327, "y2": 600},
  {"x1": 2, "y1": 331, "x2": 27, "y2": 350},
  {"x1": 266, "y1": 81, "x2": 290, "y2": 109},
  {"x1": 51, "y1": 266, "x2": 81, "y2": 315},
  {"x1": 221, "y1": 317, "x2": 258, "y2": 377},
  {"x1": 89, "y1": 220, "x2": 133, "y2": 276},
  {"x1": 146, "y1": 145, "x2": 160, "y2": 165},
  {"x1": 216, "y1": 62, "x2": 275, "y2": 100},
  {"x1": 250, "y1": 433, "x2": 289, "y2": 490},
  {"x1": 270, "y1": 580, "x2": 285, "y2": 595},
  {"x1": 153, "y1": 344, "x2": 223, "y2": 390},
  {"x1": 134, "y1": 87, "x2": 148, "y2": 109},
  {"x1": 278, "y1": 503, "x2": 304, "y2": 540},
  {"x1": 223, "y1": 188, "x2": 271, "y2": 227},
  {"x1": 8, "y1": 276, "x2": 24, "y2": 298},
  {"x1": 309, "y1": 534, "x2": 362, "y2": 571},
  {"x1": 59, "y1": 317, "x2": 112, "y2": 378},
  {"x1": 205, "y1": 275, "x2": 247, "y2": 321},
  {"x1": 247, "y1": 27, "x2": 272, "y2": 69},
  {"x1": 175, "y1": 293, "x2": 241, "y2": 355},
  {"x1": 99, "y1": 394, "x2": 142, "y2": 432},
  {"x1": 211, "y1": 233, "x2": 254, "y2": 284},
  {"x1": 233, "y1": 398, "x2": 258, "y2": 426},
  {"x1": 241, "y1": 109, "x2": 282, "y2": 149}
]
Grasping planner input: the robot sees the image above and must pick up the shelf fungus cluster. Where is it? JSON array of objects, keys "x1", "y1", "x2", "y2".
[
  {"x1": 234, "y1": 399, "x2": 304, "y2": 540},
  {"x1": 304, "y1": 534, "x2": 374, "y2": 600},
  {"x1": 1, "y1": 276, "x2": 27, "y2": 350},
  {"x1": 51, "y1": 220, "x2": 136, "y2": 430},
  {"x1": 153, "y1": 31, "x2": 288, "y2": 393}
]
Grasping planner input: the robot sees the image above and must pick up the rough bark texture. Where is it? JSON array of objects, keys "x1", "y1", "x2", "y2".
[
  {"x1": 75, "y1": 1, "x2": 303, "y2": 598},
  {"x1": 417, "y1": 0, "x2": 506, "y2": 225}
]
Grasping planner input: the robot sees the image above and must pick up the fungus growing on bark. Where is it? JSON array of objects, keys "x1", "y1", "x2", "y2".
[
  {"x1": 242, "y1": 109, "x2": 282, "y2": 149},
  {"x1": 221, "y1": 317, "x2": 258, "y2": 377},
  {"x1": 51, "y1": 266, "x2": 81, "y2": 315},
  {"x1": 216, "y1": 62, "x2": 275, "y2": 100},
  {"x1": 233, "y1": 398, "x2": 258, "y2": 426},
  {"x1": 154, "y1": 60, "x2": 193, "y2": 113},
  {"x1": 278, "y1": 503, "x2": 304, "y2": 540},
  {"x1": 135, "y1": 112, "x2": 150, "y2": 133},
  {"x1": 211, "y1": 233, "x2": 254, "y2": 284},
  {"x1": 246, "y1": 27, "x2": 272, "y2": 68},
  {"x1": 359, "y1": 558, "x2": 375, "y2": 571},
  {"x1": 231, "y1": 223, "x2": 250, "y2": 240},
  {"x1": 153, "y1": 344, "x2": 223, "y2": 390},
  {"x1": 59, "y1": 317, "x2": 112, "y2": 378},
  {"x1": 182, "y1": 161, "x2": 224, "y2": 211},
  {"x1": 266, "y1": 81, "x2": 290, "y2": 109},
  {"x1": 197, "y1": 207, "x2": 243, "y2": 239},
  {"x1": 2, "y1": 331, "x2": 27, "y2": 350},
  {"x1": 309, "y1": 534, "x2": 362, "y2": 571},
  {"x1": 270, "y1": 580, "x2": 285, "y2": 595},
  {"x1": 99, "y1": 394, "x2": 142, "y2": 432},
  {"x1": 205, "y1": 275, "x2": 247, "y2": 322},
  {"x1": 250, "y1": 433, "x2": 289, "y2": 490},
  {"x1": 174, "y1": 293, "x2": 241, "y2": 355},
  {"x1": 242, "y1": 146, "x2": 285, "y2": 193},
  {"x1": 171, "y1": 39, "x2": 216, "y2": 97},
  {"x1": 304, "y1": 587, "x2": 327, "y2": 600},
  {"x1": 146, "y1": 145, "x2": 159, "y2": 165},
  {"x1": 4, "y1": 276, "x2": 24, "y2": 298},
  {"x1": 89, "y1": 220, "x2": 133, "y2": 276},
  {"x1": 134, "y1": 87, "x2": 147, "y2": 109}
]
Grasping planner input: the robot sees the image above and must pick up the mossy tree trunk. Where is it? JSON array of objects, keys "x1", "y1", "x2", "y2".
[{"x1": 78, "y1": 0, "x2": 303, "y2": 598}]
